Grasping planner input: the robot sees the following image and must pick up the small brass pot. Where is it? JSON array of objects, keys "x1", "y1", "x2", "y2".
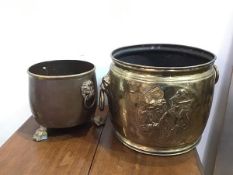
[
  {"x1": 28, "y1": 60, "x2": 97, "y2": 129},
  {"x1": 99, "y1": 44, "x2": 218, "y2": 156}
]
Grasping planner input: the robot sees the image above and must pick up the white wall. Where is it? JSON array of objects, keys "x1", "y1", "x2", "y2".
[{"x1": 0, "y1": 0, "x2": 232, "y2": 173}]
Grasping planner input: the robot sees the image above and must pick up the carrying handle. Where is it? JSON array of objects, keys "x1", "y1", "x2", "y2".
[
  {"x1": 84, "y1": 94, "x2": 96, "y2": 109},
  {"x1": 213, "y1": 65, "x2": 219, "y2": 84},
  {"x1": 81, "y1": 80, "x2": 96, "y2": 109},
  {"x1": 93, "y1": 74, "x2": 110, "y2": 126},
  {"x1": 99, "y1": 73, "x2": 110, "y2": 111}
]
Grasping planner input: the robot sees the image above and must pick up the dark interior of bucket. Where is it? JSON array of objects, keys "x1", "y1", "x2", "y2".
[
  {"x1": 113, "y1": 46, "x2": 213, "y2": 67},
  {"x1": 29, "y1": 60, "x2": 94, "y2": 76}
]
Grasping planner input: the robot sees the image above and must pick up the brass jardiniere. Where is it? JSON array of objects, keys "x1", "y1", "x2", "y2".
[
  {"x1": 28, "y1": 60, "x2": 97, "y2": 141},
  {"x1": 99, "y1": 44, "x2": 218, "y2": 156}
]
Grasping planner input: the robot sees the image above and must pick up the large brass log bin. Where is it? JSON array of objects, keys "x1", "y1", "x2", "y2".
[{"x1": 99, "y1": 44, "x2": 219, "y2": 156}]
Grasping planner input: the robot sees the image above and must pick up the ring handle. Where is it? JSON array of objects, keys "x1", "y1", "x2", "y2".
[
  {"x1": 213, "y1": 65, "x2": 219, "y2": 84},
  {"x1": 81, "y1": 80, "x2": 96, "y2": 109},
  {"x1": 99, "y1": 73, "x2": 110, "y2": 111},
  {"x1": 99, "y1": 88, "x2": 105, "y2": 111},
  {"x1": 84, "y1": 95, "x2": 96, "y2": 109}
]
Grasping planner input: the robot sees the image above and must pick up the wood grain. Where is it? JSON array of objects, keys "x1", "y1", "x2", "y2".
[
  {"x1": 0, "y1": 111, "x2": 104, "y2": 175},
  {"x1": 89, "y1": 118, "x2": 203, "y2": 175},
  {"x1": 0, "y1": 108, "x2": 203, "y2": 175}
]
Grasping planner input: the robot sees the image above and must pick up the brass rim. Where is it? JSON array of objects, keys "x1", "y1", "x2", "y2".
[
  {"x1": 112, "y1": 44, "x2": 216, "y2": 73},
  {"x1": 114, "y1": 129, "x2": 200, "y2": 156},
  {"x1": 28, "y1": 60, "x2": 95, "y2": 79}
]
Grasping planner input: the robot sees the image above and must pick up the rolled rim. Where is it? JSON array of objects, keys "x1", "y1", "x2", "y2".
[
  {"x1": 28, "y1": 60, "x2": 95, "y2": 79},
  {"x1": 112, "y1": 44, "x2": 216, "y2": 72}
]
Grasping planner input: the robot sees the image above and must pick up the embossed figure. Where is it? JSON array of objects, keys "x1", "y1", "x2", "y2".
[
  {"x1": 168, "y1": 89, "x2": 193, "y2": 131},
  {"x1": 138, "y1": 87, "x2": 168, "y2": 132},
  {"x1": 137, "y1": 86, "x2": 194, "y2": 139}
]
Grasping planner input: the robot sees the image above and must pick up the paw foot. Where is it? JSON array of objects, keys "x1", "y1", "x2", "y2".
[
  {"x1": 33, "y1": 126, "x2": 48, "y2": 142},
  {"x1": 93, "y1": 115, "x2": 107, "y2": 126}
]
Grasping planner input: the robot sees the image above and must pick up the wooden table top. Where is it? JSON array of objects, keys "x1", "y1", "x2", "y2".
[{"x1": 0, "y1": 109, "x2": 203, "y2": 175}]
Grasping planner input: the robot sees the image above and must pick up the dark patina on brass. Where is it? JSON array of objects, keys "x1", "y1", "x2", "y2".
[
  {"x1": 99, "y1": 44, "x2": 219, "y2": 156},
  {"x1": 28, "y1": 60, "x2": 97, "y2": 141}
]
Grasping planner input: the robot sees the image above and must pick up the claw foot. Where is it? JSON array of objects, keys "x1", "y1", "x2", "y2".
[
  {"x1": 33, "y1": 126, "x2": 48, "y2": 142},
  {"x1": 93, "y1": 114, "x2": 107, "y2": 126}
]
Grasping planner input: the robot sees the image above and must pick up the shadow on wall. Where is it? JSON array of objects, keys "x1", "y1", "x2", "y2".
[{"x1": 203, "y1": 29, "x2": 233, "y2": 174}]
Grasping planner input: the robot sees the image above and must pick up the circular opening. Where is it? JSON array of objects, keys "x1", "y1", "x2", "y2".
[
  {"x1": 28, "y1": 60, "x2": 94, "y2": 77},
  {"x1": 112, "y1": 44, "x2": 215, "y2": 69}
]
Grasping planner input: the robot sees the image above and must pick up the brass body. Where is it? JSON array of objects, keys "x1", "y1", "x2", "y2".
[
  {"x1": 100, "y1": 44, "x2": 218, "y2": 156},
  {"x1": 28, "y1": 60, "x2": 97, "y2": 129}
]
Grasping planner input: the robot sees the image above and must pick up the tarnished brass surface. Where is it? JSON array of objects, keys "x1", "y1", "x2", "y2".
[
  {"x1": 100, "y1": 44, "x2": 218, "y2": 156},
  {"x1": 28, "y1": 60, "x2": 97, "y2": 129}
]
